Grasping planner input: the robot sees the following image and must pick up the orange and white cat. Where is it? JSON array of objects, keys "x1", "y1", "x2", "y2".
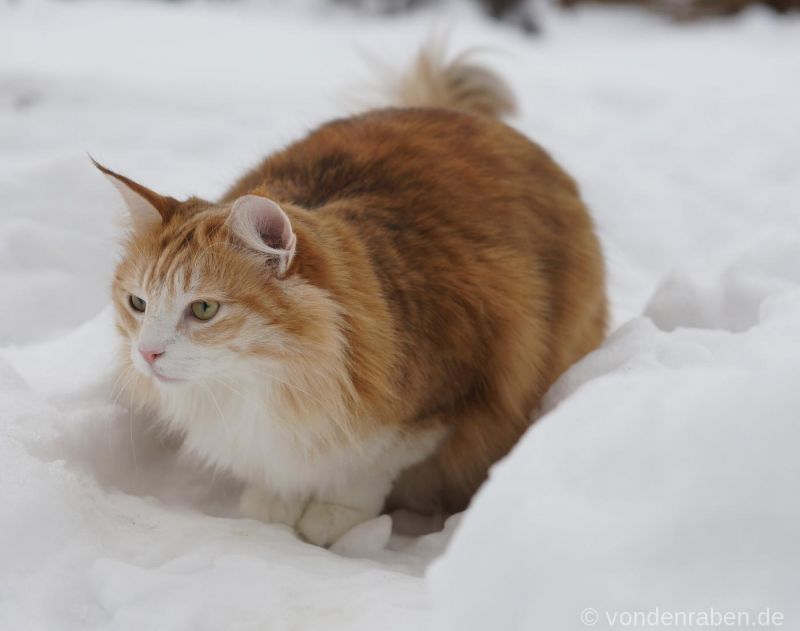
[{"x1": 102, "y1": 47, "x2": 607, "y2": 547}]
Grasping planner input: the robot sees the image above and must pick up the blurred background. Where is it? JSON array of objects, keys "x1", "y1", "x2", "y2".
[{"x1": 302, "y1": 0, "x2": 800, "y2": 28}]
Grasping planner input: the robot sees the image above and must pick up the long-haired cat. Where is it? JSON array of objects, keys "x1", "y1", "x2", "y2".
[{"x1": 102, "y1": 46, "x2": 607, "y2": 546}]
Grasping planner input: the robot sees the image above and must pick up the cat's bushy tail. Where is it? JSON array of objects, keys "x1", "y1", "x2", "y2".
[{"x1": 388, "y1": 43, "x2": 517, "y2": 119}]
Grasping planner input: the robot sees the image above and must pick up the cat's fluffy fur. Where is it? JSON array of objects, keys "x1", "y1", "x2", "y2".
[{"x1": 105, "y1": 46, "x2": 607, "y2": 546}]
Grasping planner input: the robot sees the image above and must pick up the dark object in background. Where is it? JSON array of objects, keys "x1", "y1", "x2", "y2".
[
  {"x1": 560, "y1": 0, "x2": 799, "y2": 19},
  {"x1": 335, "y1": 0, "x2": 797, "y2": 23},
  {"x1": 481, "y1": 0, "x2": 539, "y2": 30},
  {"x1": 332, "y1": 0, "x2": 539, "y2": 32}
]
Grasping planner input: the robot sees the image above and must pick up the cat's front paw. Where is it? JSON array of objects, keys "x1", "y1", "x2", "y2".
[
  {"x1": 239, "y1": 485, "x2": 307, "y2": 527},
  {"x1": 297, "y1": 501, "x2": 375, "y2": 547}
]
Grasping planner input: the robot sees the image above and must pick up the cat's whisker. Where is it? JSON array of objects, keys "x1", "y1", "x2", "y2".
[
  {"x1": 107, "y1": 366, "x2": 137, "y2": 459},
  {"x1": 262, "y1": 371, "x2": 359, "y2": 439},
  {"x1": 128, "y1": 381, "x2": 139, "y2": 476},
  {"x1": 109, "y1": 367, "x2": 135, "y2": 409},
  {"x1": 204, "y1": 383, "x2": 232, "y2": 435},
  {"x1": 108, "y1": 361, "x2": 131, "y2": 394},
  {"x1": 222, "y1": 364, "x2": 334, "y2": 411},
  {"x1": 217, "y1": 368, "x2": 325, "y2": 418},
  {"x1": 208, "y1": 376, "x2": 260, "y2": 408}
]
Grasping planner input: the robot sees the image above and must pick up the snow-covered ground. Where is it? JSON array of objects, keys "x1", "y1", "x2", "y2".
[{"x1": 1, "y1": 1, "x2": 799, "y2": 629}]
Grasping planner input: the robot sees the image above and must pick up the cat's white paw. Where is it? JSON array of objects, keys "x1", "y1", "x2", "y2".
[
  {"x1": 239, "y1": 485, "x2": 306, "y2": 527},
  {"x1": 297, "y1": 501, "x2": 375, "y2": 547}
]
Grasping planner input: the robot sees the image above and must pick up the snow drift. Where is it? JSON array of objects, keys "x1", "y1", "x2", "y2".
[{"x1": 430, "y1": 238, "x2": 800, "y2": 630}]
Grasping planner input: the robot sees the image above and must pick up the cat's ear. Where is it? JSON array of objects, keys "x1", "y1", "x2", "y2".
[
  {"x1": 91, "y1": 158, "x2": 177, "y2": 232},
  {"x1": 229, "y1": 195, "x2": 297, "y2": 276}
]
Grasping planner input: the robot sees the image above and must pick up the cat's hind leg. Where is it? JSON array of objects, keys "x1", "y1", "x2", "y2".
[{"x1": 387, "y1": 405, "x2": 532, "y2": 515}]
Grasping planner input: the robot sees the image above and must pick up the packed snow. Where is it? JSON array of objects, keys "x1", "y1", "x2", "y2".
[{"x1": 1, "y1": 1, "x2": 799, "y2": 629}]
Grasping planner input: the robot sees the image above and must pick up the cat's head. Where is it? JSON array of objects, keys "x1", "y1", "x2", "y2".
[{"x1": 100, "y1": 161, "x2": 341, "y2": 389}]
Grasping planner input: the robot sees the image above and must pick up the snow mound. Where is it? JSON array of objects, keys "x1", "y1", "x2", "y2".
[{"x1": 429, "y1": 240, "x2": 800, "y2": 630}]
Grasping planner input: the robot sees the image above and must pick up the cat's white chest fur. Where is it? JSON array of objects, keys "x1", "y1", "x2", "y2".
[
  {"x1": 151, "y1": 372, "x2": 442, "y2": 545},
  {"x1": 157, "y1": 376, "x2": 382, "y2": 494}
]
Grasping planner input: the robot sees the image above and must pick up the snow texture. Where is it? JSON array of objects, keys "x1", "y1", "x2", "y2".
[{"x1": 1, "y1": 1, "x2": 799, "y2": 629}]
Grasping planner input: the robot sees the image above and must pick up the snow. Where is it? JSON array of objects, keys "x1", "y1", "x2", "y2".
[{"x1": 1, "y1": 0, "x2": 799, "y2": 629}]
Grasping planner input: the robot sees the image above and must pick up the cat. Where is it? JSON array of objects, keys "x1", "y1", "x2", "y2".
[{"x1": 101, "y1": 45, "x2": 607, "y2": 547}]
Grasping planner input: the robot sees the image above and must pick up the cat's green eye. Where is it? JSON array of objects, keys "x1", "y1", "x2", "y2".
[
  {"x1": 191, "y1": 300, "x2": 220, "y2": 321},
  {"x1": 129, "y1": 295, "x2": 146, "y2": 313}
]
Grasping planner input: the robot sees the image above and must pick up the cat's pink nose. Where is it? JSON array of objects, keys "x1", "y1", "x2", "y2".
[{"x1": 139, "y1": 348, "x2": 164, "y2": 364}]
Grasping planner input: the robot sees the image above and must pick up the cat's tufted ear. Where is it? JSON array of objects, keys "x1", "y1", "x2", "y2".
[
  {"x1": 228, "y1": 195, "x2": 297, "y2": 276},
  {"x1": 91, "y1": 158, "x2": 178, "y2": 232}
]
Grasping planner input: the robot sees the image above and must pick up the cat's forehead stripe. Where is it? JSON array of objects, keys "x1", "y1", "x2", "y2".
[
  {"x1": 163, "y1": 246, "x2": 190, "y2": 292},
  {"x1": 150, "y1": 234, "x2": 179, "y2": 284},
  {"x1": 171, "y1": 267, "x2": 187, "y2": 296},
  {"x1": 144, "y1": 215, "x2": 211, "y2": 294},
  {"x1": 140, "y1": 254, "x2": 155, "y2": 291}
]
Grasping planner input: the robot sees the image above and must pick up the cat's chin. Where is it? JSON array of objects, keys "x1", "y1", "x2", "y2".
[{"x1": 150, "y1": 371, "x2": 186, "y2": 385}]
